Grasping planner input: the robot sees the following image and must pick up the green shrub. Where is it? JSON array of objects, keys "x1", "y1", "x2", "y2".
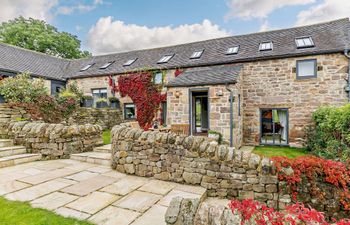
[
  {"x1": 208, "y1": 130, "x2": 223, "y2": 144},
  {"x1": 306, "y1": 104, "x2": 350, "y2": 162},
  {"x1": 0, "y1": 73, "x2": 48, "y2": 103}
]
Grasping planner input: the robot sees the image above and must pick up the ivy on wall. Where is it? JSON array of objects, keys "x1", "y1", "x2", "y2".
[{"x1": 116, "y1": 71, "x2": 166, "y2": 130}]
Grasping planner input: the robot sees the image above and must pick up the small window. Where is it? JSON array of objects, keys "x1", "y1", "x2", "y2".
[
  {"x1": 153, "y1": 72, "x2": 163, "y2": 84},
  {"x1": 124, "y1": 103, "x2": 136, "y2": 120},
  {"x1": 238, "y1": 94, "x2": 241, "y2": 116},
  {"x1": 295, "y1": 37, "x2": 314, "y2": 48},
  {"x1": 158, "y1": 54, "x2": 174, "y2": 64},
  {"x1": 92, "y1": 88, "x2": 107, "y2": 107},
  {"x1": 226, "y1": 46, "x2": 239, "y2": 55},
  {"x1": 190, "y1": 50, "x2": 204, "y2": 59},
  {"x1": 123, "y1": 58, "x2": 137, "y2": 66},
  {"x1": 80, "y1": 63, "x2": 94, "y2": 71},
  {"x1": 99, "y1": 61, "x2": 115, "y2": 69},
  {"x1": 296, "y1": 59, "x2": 317, "y2": 79},
  {"x1": 161, "y1": 101, "x2": 167, "y2": 125},
  {"x1": 259, "y1": 42, "x2": 273, "y2": 51}
]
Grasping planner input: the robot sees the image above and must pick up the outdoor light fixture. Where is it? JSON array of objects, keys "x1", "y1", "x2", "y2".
[
  {"x1": 175, "y1": 91, "x2": 181, "y2": 98},
  {"x1": 216, "y1": 90, "x2": 223, "y2": 96}
]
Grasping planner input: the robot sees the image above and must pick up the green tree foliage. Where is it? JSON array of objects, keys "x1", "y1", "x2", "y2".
[
  {"x1": 0, "y1": 17, "x2": 90, "y2": 59},
  {"x1": 305, "y1": 104, "x2": 350, "y2": 162}
]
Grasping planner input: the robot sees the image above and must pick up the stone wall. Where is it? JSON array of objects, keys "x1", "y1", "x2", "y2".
[
  {"x1": 112, "y1": 125, "x2": 350, "y2": 220},
  {"x1": 167, "y1": 84, "x2": 243, "y2": 148},
  {"x1": 68, "y1": 107, "x2": 123, "y2": 130},
  {"x1": 4, "y1": 121, "x2": 102, "y2": 159},
  {"x1": 111, "y1": 125, "x2": 278, "y2": 206},
  {"x1": 241, "y1": 53, "x2": 348, "y2": 147},
  {"x1": 0, "y1": 104, "x2": 30, "y2": 138}
]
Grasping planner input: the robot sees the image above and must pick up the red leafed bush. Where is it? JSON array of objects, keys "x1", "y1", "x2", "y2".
[
  {"x1": 117, "y1": 72, "x2": 166, "y2": 130},
  {"x1": 271, "y1": 156, "x2": 350, "y2": 210},
  {"x1": 229, "y1": 199, "x2": 350, "y2": 225}
]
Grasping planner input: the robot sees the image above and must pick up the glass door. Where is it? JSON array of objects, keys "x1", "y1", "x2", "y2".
[{"x1": 260, "y1": 109, "x2": 288, "y2": 145}]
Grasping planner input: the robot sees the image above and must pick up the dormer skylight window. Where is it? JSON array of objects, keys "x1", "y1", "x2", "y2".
[
  {"x1": 259, "y1": 42, "x2": 273, "y2": 51},
  {"x1": 226, "y1": 46, "x2": 239, "y2": 55},
  {"x1": 190, "y1": 50, "x2": 204, "y2": 59},
  {"x1": 157, "y1": 54, "x2": 174, "y2": 64},
  {"x1": 295, "y1": 37, "x2": 314, "y2": 48},
  {"x1": 80, "y1": 63, "x2": 94, "y2": 71},
  {"x1": 99, "y1": 61, "x2": 115, "y2": 69},
  {"x1": 123, "y1": 58, "x2": 137, "y2": 66}
]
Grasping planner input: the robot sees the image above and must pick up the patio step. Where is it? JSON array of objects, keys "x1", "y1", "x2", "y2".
[
  {"x1": 0, "y1": 145, "x2": 27, "y2": 157},
  {"x1": 70, "y1": 152, "x2": 111, "y2": 166},
  {"x1": 93, "y1": 144, "x2": 111, "y2": 153},
  {"x1": 0, "y1": 153, "x2": 41, "y2": 168},
  {"x1": 0, "y1": 139, "x2": 14, "y2": 147}
]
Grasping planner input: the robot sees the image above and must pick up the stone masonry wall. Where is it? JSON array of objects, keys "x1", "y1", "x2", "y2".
[
  {"x1": 167, "y1": 84, "x2": 243, "y2": 148},
  {"x1": 241, "y1": 53, "x2": 348, "y2": 147},
  {"x1": 68, "y1": 107, "x2": 123, "y2": 130},
  {"x1": 111, "y1": 125, "x2": 278, "y2": 207},
  {"x1": 4, "y1": 121, "x2": 102, "y2": 159},
  {"x1": 112, "y1": 125, "x2": 349, "y2": 220}
]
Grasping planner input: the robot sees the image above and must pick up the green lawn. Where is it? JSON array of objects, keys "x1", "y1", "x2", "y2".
[
  {"x1": 0, "y1": 197, "x2": 94, "y2": 225},
  {"x1": 252, "y1": 146, "x2": 309, "y2": 158},
  {"x1": 102, "y1": 129, "x2": 111, "y2": 145}
]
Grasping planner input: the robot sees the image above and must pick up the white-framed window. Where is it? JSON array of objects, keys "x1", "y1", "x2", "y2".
[
  {"x1": 259, "y1": 42, "x2": 273, "y2": 51},
  {"x1": 295, "y1": 37, "x2": 314, "y2": 48},
  {"x1": 80, "y1": 63, "x2": 94, "y2": 71},
  {"x1": 92, "y1": 88, "x2": 107, "y2": 107},
  {"x1": 158, "y1": 54, "x2": 174, "y2": 63},
  {"x1": 153, "y1": 72, "x2": 163, "y2": 84},
  {"x1": 190, "y1": 50, "x2": 204, "y2": 59},
  {"x1": 226, "y1": 46, "x2": 239, "y2": 55},
  {"x1": 123, "y1": 58, "x2": 137, "y2": 66},
  {"x1": 124, "y1": 103, "x2": 136, "y2": 119},
  {"x1": 296, "y1": 59, "x2": 317, "y2": 79},
  {"x1": 99, "y1": 61, "x2": 115, "y2": 69}
]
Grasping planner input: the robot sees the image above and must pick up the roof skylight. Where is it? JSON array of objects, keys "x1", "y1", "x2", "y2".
[
  {"x1": 190, "y1": 50, "x2": 204, "y2": 59},
  {"x1": 99, "y1": 61, "x2": 115, "y2": 69},
  {"x1": 259, "y1": 42, "x2": 273, "y2": 51},
  {"x1": 295, "y1": 37, "x2": 314, "y2": 48},
  {"x1": 123, "y1": 58, "x2": 137, "y2": 66},
  {"x1": 80, "y1": 63, "x2": 94, "y2": 71},
  {"x1": 157, "y1": 54, "x2": 174, "y2": 64},
  {"x1": 226, "y1": 46, "x2": 239, "y2": 55}
]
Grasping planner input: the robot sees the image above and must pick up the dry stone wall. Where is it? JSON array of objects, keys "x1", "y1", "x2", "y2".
[
  {"x1": 111, "y1": 125, "x2": 278, "y2": 207},
  {"x1": 4, "y1": 121, "x2": 102, "y2": 159}
]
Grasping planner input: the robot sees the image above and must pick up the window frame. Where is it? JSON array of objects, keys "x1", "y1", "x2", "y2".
[
  {"x1": 259, "y1": 42, "x2": 273, "y2": 51},
  {"x1": 124, "y1": 103, "x2": 136, "y2": 120},
  {"x1": 190, "y1": 50, "x2": 204, "y2": 59},
  {"x1": 295, "y1": 37, "x2": 314, "y2": 49},
  {"x1": 226, "y1": 46, "x2": 239, "y2": 55},
  {"x1": 99, "y1": 61, "x2": 115, "y2": 70},
  {"x1": 80, "y1": 63, "x2": 95, "y2": 71},
  {"x1": 123, "y1": 58, "x2": 137, "y2": 66},
  {"x1": 91, "y1": 88, "x2": 108, "y2": 107},
  {"x1": 153, "y1": 72, "x2": 164, "y2": 85},
  {"x1": 157, "y1": 54, "x2": 174, "y2": 64},
  {"x1": 296, "y1": 59, "x2": 317, "y2": 79}
]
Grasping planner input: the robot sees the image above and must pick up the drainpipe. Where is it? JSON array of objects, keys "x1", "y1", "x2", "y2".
[
  {"x1": 226, "y1": 83, "x2": 234, "y2": 147},
  {"x1": 344, "y1": 49, "x2": 350, "y2": 102}
]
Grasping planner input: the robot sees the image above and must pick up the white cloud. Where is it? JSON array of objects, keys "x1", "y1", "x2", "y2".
[
  {"x1": 86, "y1": 17, "x2": 230, "y2": 55},
  {"x1": 57, "y1": 0, "x2": 104, "y2": 15},
  {"x1": 0, "y1": 0, "x2": 58, "y2": 23},
  {"x1": 225, "y1": 0, "x2": 315, "y2": 20},
  {"x1": 296, "y1": 0, "x2": 350, "y2": 26}
]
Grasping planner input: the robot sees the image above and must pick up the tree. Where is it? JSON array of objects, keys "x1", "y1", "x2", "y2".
[{"x1": 0, "y1": 17, "x2": 91, "y2": 59}]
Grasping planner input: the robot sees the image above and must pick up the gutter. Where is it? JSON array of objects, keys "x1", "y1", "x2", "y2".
[
  {"x1": 343, "y1": 49, "x2": 350, "y2": 102},
  {"x1": 225, "y1": 83, "x2": 234, "y2": 147}
]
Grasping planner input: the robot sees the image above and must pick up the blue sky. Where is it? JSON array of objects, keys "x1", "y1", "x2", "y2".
[{"x1": 0, "y1": 0, "x2": 348, "y2": 55}]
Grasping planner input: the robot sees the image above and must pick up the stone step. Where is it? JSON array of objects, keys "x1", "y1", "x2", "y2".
[
  {"x1": 0, "y1": 139, "x2": 14, "y2": 148},
  {"x1": 0, "y1": 145, "x2": 27, "y2": 157},
  {"x1": 70, "y1": 152, "x2": 111, "y2": 166},
  {"x1": 93, "y1": 144, "x2": 111, "y2": 153},
  {"x1": 0, "y1": 153, "x2": 41, "y2": 168}
]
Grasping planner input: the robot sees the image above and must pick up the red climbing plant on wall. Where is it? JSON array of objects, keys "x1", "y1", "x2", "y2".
[{"x1": 117, "y1": 71, "x2": 166, "y2": 130}]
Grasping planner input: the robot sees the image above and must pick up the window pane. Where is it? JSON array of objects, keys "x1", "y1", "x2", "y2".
[
  {"x1": 298, "y1": 60, "x2": 315, "y2": 77},
  {"x1": 296, "y1": 39, "x2": 304, "y2": 47},
  {"x1": 154, "y1": 73, "x2": 163, "y2": 84},
  {"x1": 304, "y1": 38, "x2": 312, "y2": 46},
  {"x1": 124, "y1": 104, "x2": 136, "y2": 119}
]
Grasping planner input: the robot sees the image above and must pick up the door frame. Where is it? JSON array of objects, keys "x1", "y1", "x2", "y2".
[
  {"x1": 259, "y1": 108, "x2": 289, "y2": 146},
  {"x1": 189, "y1": 88, "x2": 210, "y2": 136}
]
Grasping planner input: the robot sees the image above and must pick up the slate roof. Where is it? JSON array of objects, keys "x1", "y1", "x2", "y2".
[
  {"x1": 0, "y1": 18, "x2": 349, "y2": 83},
  {"x1": 0, "y1": 43, "x2": 69, "y2": 81},
  {"x1": 166, "y1": 65, "x2": 241, "y2": 87}
]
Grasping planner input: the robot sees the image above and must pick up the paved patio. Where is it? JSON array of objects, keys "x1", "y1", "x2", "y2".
[{"x1": 0, "y1": 159, "x2": 206, "y2": 225}]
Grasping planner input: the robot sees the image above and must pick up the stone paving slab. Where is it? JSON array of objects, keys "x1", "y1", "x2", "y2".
[
  {"x1": 65, "y1": 171, "x2": 99, "y2": 182},
  {"x1": 66, "y1": 191, "x2": 120, "y2": 214},
  {"x1": 114, "y1": 190, "x2": 162, "y2": 213},
  {"x1": 55, "y1": 207, "x2": 91, "y2": 220},
  {"x1": 0, "y1": 180, "x2": 31, "y2": 195},
  {"x1": 18, "y1": 168, "x2": 79, "y2": 185},
  {"x1": 31, "y1": 192, "x2": 78, "y2": 210},
  {"x1": 89, "y1": 206, "x2": 140, "y2": 225},
  {"x1": 5, "y1": 178, "x2": 74, "y2": 201},
  {"x1": 86, "y1": 166, "x2": 112, "y2": 173},
  {"x1": 61, "y1": 175, "x2": 117, "y2": 196},
  {"x1": 101, "y1": 176, "x2": 148, "y2": 196},
  {"x1": 158, "y1": 189, "x2": 202, "y2": 207},
  {"x1": 130, "y1": 204, "x2": 167, "y2": 225},
  {"x1": 139, "y1": 180, "x2": 176, "y2": 195}
]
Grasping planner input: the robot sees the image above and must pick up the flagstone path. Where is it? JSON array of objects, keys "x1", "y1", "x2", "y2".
[{"x1": 0, "y1": 159, "x2": 206, "y2": 225}]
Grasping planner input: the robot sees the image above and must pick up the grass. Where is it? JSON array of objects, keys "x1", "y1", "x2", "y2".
[
  {"x1": 0, "y1": 197, "x2": 94, "y2": 225},
  {"x1": 102, "y1": 129, "x2": 111, "y2": 145},
  {"x1": 252, "y1": 146, "x2": 309, "y2": 158}
]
